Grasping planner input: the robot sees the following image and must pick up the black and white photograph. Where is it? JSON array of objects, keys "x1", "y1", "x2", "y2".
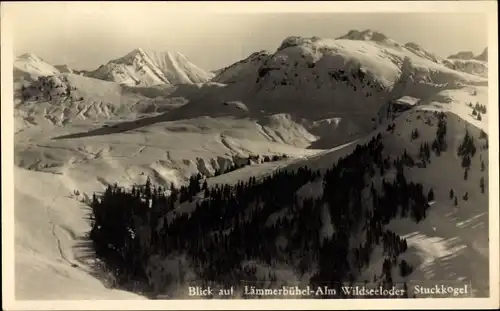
[{"x1": 1, "y1": 1, "x2": 498, "y2": 309}]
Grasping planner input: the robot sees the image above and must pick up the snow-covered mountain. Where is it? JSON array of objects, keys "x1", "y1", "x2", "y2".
[
  {"x1": 54, "y1": 64, "x2": 74, "y2": 73},
  {"x1": 448, "y1": 51, "x2": 475, "y2": 60},
  {"x1": 475, "y1": 47, "x2": 488, "y2": 62},
  {"x1": 14, "y1": 53, "x2": 60, "y2": 82},
  {"x1": 403, "y1": 42, "x2": 443, "y2": 64},
  {"x1": 11, "y1": 29, "x2": 492, "y2": 301},
  {"x1": 204, "y1": 30, "x2": 486, "y2": 134},
  {"x1": 444, "y1": 48, "x2": 488, "y2": 78},
  {"x1": 443, "y1": 58, "x2": 488, "y2": 78},
  {"x1": 212, "y1": 50, "x2": 271, "y2": 84},
  {"x1": 89, "y1": 48, "x2": 215, "y2": 86}
]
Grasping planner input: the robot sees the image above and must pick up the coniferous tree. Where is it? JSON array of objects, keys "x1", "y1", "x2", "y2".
[
  {"x1": 411, "y1": 128, "x2": 420, "y2": 140},
  {"x1": 454, "y1": 196, "x2": 458, "y2": 206},
  {"x1": 480, "y1": 177, "x2": 485, "y2": 194},
  {"x1": 403, "y1": 282, "x2": 409, "y2": 298},
  {"x1": 145, "y1": 176, "x2": 152, "y2": 198},
  {"x1": 479, "y1": 130, "x2": 487, "y2": 139},
  {"x1": 204, "y1": 184, "x2": 210, "y2": 198},
  {"x1": 427, "y1": 188, "x2": 434, "y2": 202},
  {"x1": 458, "y1": 129, "x2": 476, "y2": 158},
  {"x1": 399, "y1": 260, "x2": 413, "y2": 277},
  {"x1": 481, "y1": 160, "x2": 485, "y2": 172},
  {"x1": 462, "y1": 155, "x2": 471, "y2": 169},
  {"x1": 449, "y1": 189, "x2": 454, "y2": 200}
]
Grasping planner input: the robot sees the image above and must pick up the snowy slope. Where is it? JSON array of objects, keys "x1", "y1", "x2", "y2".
[
  {"x1": 54, "y1": 64, "x2": 74, "y2": 73},
  {"x1": 146, "y1": 50, "x2": 215, "y2": 84},
  {"x1": 131, "y1": 106, "x2": 490, "y2": 298},
  {"x1": 212, "y1": 50, "x2": 271, "y2": 84},
  {"x1": 360, "y1": 109, "x2": 489, "y2": 296},
  {"x1": 285, "y1": 105, "x2": 489, "y2": 296},
  {"x1": 401, "y1": 43, "x2": 489, "y2": 79},
  {"x1": 13, "y1": 72, "x2": 192, "y2": 132},
  {"x1": 14, "y1": 105, "x2": 327, "y2": 299},
  {"x1": 15, "y1": 166, "x2": 146, "y2": 299},
  {"x1": 403, "y1": 42, "x2": 443, "y2": 64},
  {"x1": 90, "y1": 48, "x2": 214, "y2": 86},
  {"x1": 14, "y1": 53, "x2": 60, "y2": 82},
  {"x1": 211, "y1": 31, "x2": 485, "y2": 111}
]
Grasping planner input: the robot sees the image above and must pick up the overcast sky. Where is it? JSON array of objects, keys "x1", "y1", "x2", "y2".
[{"x1": 5, "y1": 2, "x2": 490, "y2": 71}]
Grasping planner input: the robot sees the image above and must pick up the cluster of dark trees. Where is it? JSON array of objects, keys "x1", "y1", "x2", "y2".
[
  {"x1": 471, "y1": 102, "x2": 487, "y2": 114},
  {"x1": 478, "y1": 129, "x2": 489, "y2": 151},
  {"x1": 418, "y1": 142, "x2": 432, "y2": 166},
  {"x1": 410, "y1": 128, "x2": 420, "y2": 140},
  {"x1": 89, "y1": 118, "x2": 461, "y2": 298},
  {"x1": 413, "y1": 112, "x2": 449, "y2": 168},
  {"x1": 21, "y1": 78, "x2": 81, "y2": 102},
  {"x1": 431, "y1": 113, "x2": 448, "y2": 155},
  {"x1": 457, "y1": 129, "x2": 477, "y2": 181},
  {"x1": 213, "y1": 154, "x2": 289, "y2": 177},
  {"x1": 386, "y1": 123, "x2": 396, "y2": 133},
  {"x1": 327, "y1": 67, "x2": 385, "y2": 95},
  {"x1": 468, "y1": 102, "x2": 487, "y2": 121}
]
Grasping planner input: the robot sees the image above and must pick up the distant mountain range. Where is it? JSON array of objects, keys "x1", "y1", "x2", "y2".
[
  {"x1": 14, "y1": 48, "x2": 215, "y2": 86},
  {"x1": 14, "y1": 30, "x2": 488, "y2": 88}
]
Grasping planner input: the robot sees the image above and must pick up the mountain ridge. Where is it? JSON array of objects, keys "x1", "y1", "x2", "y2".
[{"x1": 88, "y1": 48, "x2": 214, "y2": 86}]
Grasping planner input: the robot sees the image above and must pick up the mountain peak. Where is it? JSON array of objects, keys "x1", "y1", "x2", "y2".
[
  {"x1": 277, "y1": 36, "x2": 322, "y2": 51},
  {"x1": 404, "y1": 42, "x2": 421, "y2": 50},
  {"x1": 14, "y1": 53, "x2": 60, "y2": 81},
  {"x1": 249, "y1": 50, "x2": 271, "y2": 58},
  {"x1": 115, "y1": 48, "x2": 150, "y2": 64},
  {"x1": 130, "y1": 47, "x2": 147, "y2": 57},
  {"x1": 91, "y1": 48, "x2": 214, "y2": 86},
  {"x1": 17, "y1": 52, "x2": 44, "y2": 62},
  {"x1": 403, "y1": 42, "x2": 442, "y2": 64},
  {"x1": 475, "y1": 47, "x2": 488, "y2": 61},
  {"x1": 448, "y1": 51, "x2": 475, "y2": 60},
  {"x1": 337, "y1": 29, "x2": 389, "y2": 42},
  {"x1": 54, "y1": 64, "x2": 74, "y2": 73}
]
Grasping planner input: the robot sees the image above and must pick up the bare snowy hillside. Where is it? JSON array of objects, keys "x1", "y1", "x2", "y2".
[
  {"x1": 289, "y1": 108, "x2": 490, "y2": 297},
  {"x1": 192, "y1": 30, "x2": 487, "y2": 142},
  {"x1": 14, "y1": 73, "x2": 188, "y2": 132},
  {"x1": 89, "y1": 48, "x2": 214, "y2": 86},
  {"x1": 212, "y1": 50, "x2": 271, "y2": 84},
  {"x1": 14, "y1": 167, "x2": 146, "y2": 300},
  {"x1": 54, "y1": 64, "x2": 74, "y2": 73}
]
